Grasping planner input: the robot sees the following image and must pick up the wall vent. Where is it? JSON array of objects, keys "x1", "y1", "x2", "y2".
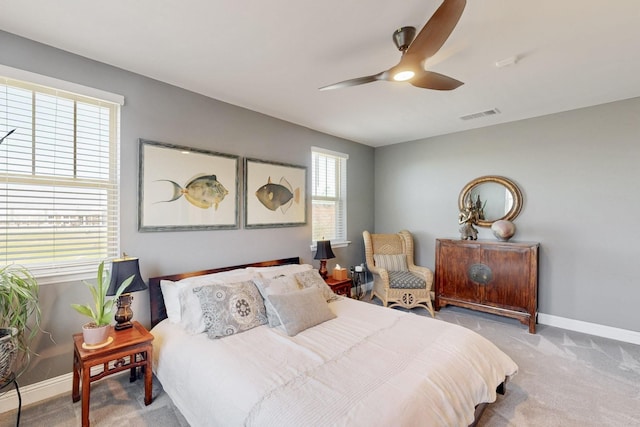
[{"x1": 459, "y1": 108, "x2": 501, "y2": 121}]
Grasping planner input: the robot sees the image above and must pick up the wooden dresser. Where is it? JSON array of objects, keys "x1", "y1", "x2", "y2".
[{"x1": 435, "y1": 238, "x2": 539, "y2": 333}]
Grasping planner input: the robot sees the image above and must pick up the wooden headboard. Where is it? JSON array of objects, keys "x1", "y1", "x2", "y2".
[{"x1": 148, "y1": 257, "x2": 300, "y2": 328}]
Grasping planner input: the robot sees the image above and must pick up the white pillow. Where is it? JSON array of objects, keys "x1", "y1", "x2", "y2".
[
  {"x1": 159, "y1": 268, "x2": 257, "y2": 334},
  {"x1": 253, "y1": 275, "x2": 301, "y2": 327},
  {"x1": 160, "y1": 280, "x2": 181, "y2": 323},
  {"x1": 160, "y1": 267, "x2": 310, "y2": 333},
  {"x1": 294, "y1": 269, "x2": 340, "y2": 302},
  {"x1": 247, "y1": 263, "x2": 312, "y2": 279},
  {"x1": 268, "y1": 287, "x2": 336, "y2": 336},
  {"x1": 178, "y1": 268, "x2": 255, "y2": 286}
]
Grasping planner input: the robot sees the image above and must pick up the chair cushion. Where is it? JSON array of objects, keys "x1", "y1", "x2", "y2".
[
  {"x1": 388, "y1": 271, "x2": 426, "y2": 289},
  {"x1": 373, "y1": 254, "x2": 408, "y2": 271}
]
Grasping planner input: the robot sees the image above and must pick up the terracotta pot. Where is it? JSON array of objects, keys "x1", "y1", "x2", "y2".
[{"x1": 82, "y1": 323, "x2": 110, "y2": 345}]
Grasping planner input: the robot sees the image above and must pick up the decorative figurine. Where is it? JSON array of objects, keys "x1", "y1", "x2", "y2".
[
  {"x1": 458, "y1": 197, "x2": 480, "y2": 240},
  {"x1": 474, "y1": 194, "x2": 486, "y2": 220}
]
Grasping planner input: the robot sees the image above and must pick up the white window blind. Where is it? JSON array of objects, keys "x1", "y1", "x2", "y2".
[
  {"x1": 0, "y1": 76, "x2": 120, "y2": 278},
  {"x1": 312, "y1": 147, "x2": 348, "y2": 243}
]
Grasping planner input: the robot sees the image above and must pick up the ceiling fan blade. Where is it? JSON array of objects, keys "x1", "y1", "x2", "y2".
[
  {"x1": 410, "y1": 71, "x2": 463, "y2": 90},
  {"x1": 319, "y1": 73, "x2": 384, "y2": 91},
  {"x1": 404, "y1": 0, "x2": 466, "y2": 62}
]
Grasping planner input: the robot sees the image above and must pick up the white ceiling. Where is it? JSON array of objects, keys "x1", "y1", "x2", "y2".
[{"x1": 2, "y1": 0, "x2": 639, "y2": 147}]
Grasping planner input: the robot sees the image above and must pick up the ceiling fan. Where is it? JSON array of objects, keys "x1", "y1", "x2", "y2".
[{"x1": 319, "y1": 0, "x2": 466, "y2": 91}]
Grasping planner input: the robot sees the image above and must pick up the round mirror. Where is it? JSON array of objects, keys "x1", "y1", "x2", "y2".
[{"x1": 458, "y1": 176, "x2": 523, "y2": 227}]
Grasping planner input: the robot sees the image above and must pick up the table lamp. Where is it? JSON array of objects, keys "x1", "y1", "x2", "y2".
[
  {"x1": 313, "y1": 240, "x2": 336, "y2": 279},
  {"x1": 106, "y1": 255, "x2": 147, "y2": 331}
]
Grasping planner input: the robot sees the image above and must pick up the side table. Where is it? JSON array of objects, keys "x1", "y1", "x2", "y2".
[
  {"x1": 72, "y1": 321, "x2": 154, "y2": 427},
  {"x1": 325, "y1": 276, "x2": 352, "y2": 298}
]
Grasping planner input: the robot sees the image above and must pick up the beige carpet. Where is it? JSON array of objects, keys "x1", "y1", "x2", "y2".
[
  {"x1": 0, "y1": 372, "x2": 188, "y2": 427},
  {"x1": 1, "y1": 301, "x2": 639, "y2": 426},
  {"x1": 430, "y1": 306, "x2": 640, "y2": 426}
]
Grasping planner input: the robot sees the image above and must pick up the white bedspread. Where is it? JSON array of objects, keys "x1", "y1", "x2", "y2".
[{"x1": 152, "y1": 298, "x2": 517, "y2": 427}]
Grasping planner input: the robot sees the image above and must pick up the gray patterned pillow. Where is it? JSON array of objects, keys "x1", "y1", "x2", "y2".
[
  {"x1": 373, "y1": 254, "x2": 408, "y2": 271},
  {"x1": 294, "y1": 269, "x2": 340, "y2": 302},
  {"x1": 193, "y1": 281, "x2": 267, "y2": 339}
]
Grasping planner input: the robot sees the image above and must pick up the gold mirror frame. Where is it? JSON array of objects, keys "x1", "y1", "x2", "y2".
[{"x1": 458, "y1": 175, "x2": 523, "y2": 227}]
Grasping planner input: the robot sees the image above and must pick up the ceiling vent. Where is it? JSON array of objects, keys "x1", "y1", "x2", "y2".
[{"x1": 459, "y1": 108, "x2": 501, "y2": 121}]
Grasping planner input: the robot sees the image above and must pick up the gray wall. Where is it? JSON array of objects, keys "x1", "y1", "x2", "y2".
[
  {"x1": 4, "y1": 26, "x2": 638, "y2": 388},
  {"x1": 1, "y1": 31, "x2": 375, "y2": 386},
  {"x1": 374, "y1": 97, "x2": 640, "y2": 332}
]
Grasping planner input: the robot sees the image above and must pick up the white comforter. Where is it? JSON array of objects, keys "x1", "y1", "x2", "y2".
[{"x1": 151, "y1": 298, "x2": 517, "y2": 427}]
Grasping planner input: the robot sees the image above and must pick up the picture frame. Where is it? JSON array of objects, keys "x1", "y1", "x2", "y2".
[
  {"x1": 138, "y1": 139, "x2": 239, "y2": 231},
  {"x1": 244, "y1": 157, "x2": 307, "y2": 228}
]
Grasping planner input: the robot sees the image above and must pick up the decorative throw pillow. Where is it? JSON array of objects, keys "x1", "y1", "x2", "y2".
[
  {"x1": 170, "y1": 269, "x2": 255, "y2": 334},
  {"x1": 267, "y1": 287, "x2": 336, "y2": 336},
  {"x1": 253, "y1": 275, "x2": 301, "y2": 327},
  {"x1": 294, "y1": 269, "x2": 340, "y2": 302},
  {"x1": 193, "y1": 281, "x2": 267, "y2": 339},
  {"x1": 373, "y1": 254, "x2": 408, "y2": 271},
  {"x1": 247, "y1": 263, "x2": 313, "y2": 279}
]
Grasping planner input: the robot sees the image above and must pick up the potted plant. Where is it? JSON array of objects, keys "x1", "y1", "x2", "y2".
[
  {"x1": 0, "y1": 264, "x2": 41, "y2": 382},
  {"x1": 71, "y1": 261, "x2": 133, "y2": 346}
]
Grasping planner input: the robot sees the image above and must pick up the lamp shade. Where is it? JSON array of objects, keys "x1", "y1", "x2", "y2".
[
  {"x1": 314, "y1": 240, "x2": 336, "y2": 260},
  {"x1": 106, "y1": 257, "x2": 147, "y2": 296}
]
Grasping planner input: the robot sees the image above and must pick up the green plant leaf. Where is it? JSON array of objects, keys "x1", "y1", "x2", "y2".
[
  {"x1": 70, "y1": 261, "x2": 140, "y2": 327},
  {"x1": 71, "y1": 304, "x2": 95, "y2": 319},
  {"x1": 0, "y1": 263, "x2": 44, "y2": 375}
]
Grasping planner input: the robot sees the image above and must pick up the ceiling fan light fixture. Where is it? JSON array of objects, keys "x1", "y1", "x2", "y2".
[
  {"x1": 392, "y1": 26, "x2": 417, "y2": 52},
  {"x1": 319, "y1": 0, "x2": 466, "y2": 91},
  {"x1": 393, "y1": 70, "x2": 415, "y2": 81}
]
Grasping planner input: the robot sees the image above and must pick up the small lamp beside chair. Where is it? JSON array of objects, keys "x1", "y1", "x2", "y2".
[
  {"x1": 106, "y1": 256, "x2": 147, "y2": 331},
  {"x1": 313, "y1": 240, "x2": 336, "y2": 279}
]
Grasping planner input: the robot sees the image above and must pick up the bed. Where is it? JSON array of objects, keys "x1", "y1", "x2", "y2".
[{"x1": 148, "y1": 257, "x2": 517, "y2": 427}]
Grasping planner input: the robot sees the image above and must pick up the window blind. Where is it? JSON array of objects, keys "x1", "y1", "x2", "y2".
[
  {"x1": 311, "y1": 147, "x2": 348, "y2": 243},
  {"x1": 0, "y1": 77, "x2": 120, "y2": 277}
]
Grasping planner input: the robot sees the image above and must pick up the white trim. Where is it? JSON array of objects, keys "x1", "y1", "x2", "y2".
[
  {"x1": 537, "y1": 313, "x2": 640, "y2": 345},
  {"x1": 0, "y1": 64, "x2": 125, "y2": 106},
  {"x1": 309, "y1": 240, "x2": 351, "y2": 252},
  {"x1": 0, "y1": 372, "x2": 72, "y2": 414},
  {"x1": 310, "y1": 146, "x2": 349, "y2": 159},
  {"x1": 35, "y1": 270, "x2": 96, "y2": 286}
]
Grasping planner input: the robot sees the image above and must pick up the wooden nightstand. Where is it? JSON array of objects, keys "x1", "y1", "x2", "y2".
[
  {"x1": 72, "y1": 321, "x2": 154, "y2": 427},
  {"x1": 325, "y1": 276, "x2": 352, "y2": 298}
]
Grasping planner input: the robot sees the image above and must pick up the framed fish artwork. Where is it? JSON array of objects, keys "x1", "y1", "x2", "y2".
[
  {"x1": 244, "y1": 158, "x2": 307, "y2": 229},
  {"x1": 138, "y1": 139, "x2": 239, "y2": 231}
]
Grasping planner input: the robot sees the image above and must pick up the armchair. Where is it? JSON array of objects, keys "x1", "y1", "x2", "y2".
[{"x1": 363, "y1": 230, "x2": 434, "y2": 317}]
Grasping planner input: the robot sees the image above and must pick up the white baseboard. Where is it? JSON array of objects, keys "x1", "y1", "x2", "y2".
[
  {"x1": 538, "y1": 313, "x2": 640, "y2": 345},
  {"x1": 0, "y1": 372, "x2": 72, "y2": 414},
  {"x1": 362, "y1": 280, "x2": 639, "y2": 345}
]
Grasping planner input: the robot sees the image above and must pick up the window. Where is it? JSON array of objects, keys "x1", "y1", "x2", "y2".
[
  {"x1": 311, "y1": 147, "x2": 348, "y2": 244},
  {"x1": 0, "y1": 75, "x2": 121, "y2": 278}
]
